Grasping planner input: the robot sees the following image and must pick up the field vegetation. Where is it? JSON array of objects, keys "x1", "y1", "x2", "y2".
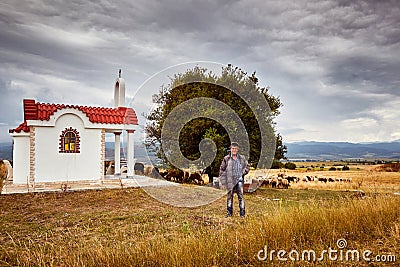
[
  {"x1": 0, "y1": 163, "x2": 400, "y2": 266},
  {"x1": 1, "y1": 165, "x2": 400, "y2": 266}
]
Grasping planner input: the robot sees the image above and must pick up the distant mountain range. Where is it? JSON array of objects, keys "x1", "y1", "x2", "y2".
[
  {"x1": 105, "y1": 141, "x2": 158, "y2": 164},
  {"x1": 285, "y1": 141, "x2": 400, "y2": 160},
  {"x1": 0, "y1": 143, "x2": 12, "y2": 160},
  {"x1": 1, "y1": 140, "x2": 400, "y2": 161}
]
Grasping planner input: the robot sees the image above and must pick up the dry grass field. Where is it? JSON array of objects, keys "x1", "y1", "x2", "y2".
[
  {"x1": 265, "y1": 163, "x2": 400, "y2": 193},
  {"x1": 0, "y1": 165, "x2": 399, "y2": 266}
]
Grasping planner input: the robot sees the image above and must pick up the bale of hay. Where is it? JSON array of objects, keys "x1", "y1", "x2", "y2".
[{"x1": 0, "y1": 160, "x2": 8, "y2": 191}]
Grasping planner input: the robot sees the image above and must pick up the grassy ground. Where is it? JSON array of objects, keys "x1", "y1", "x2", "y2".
[{"x1": 1, "y1": 185, "x2": 399, "y2": 266}]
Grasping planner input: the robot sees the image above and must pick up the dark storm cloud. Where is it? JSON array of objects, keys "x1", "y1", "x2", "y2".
[{"x1": 326, "y1": 55, "x2": 400, "y2": 95}]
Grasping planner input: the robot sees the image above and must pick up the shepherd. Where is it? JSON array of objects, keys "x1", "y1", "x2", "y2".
[{"x1": 219, "y1": 142, "x2": 249, "y2": 218}]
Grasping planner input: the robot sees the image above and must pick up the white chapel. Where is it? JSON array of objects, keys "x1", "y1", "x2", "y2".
[{"x1": 9, "y1": 71, "x2": 138, "y2": 185}]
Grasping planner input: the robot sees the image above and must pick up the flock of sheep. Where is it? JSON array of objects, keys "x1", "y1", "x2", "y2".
[
  {"x1": 260, "y1": 174, "x2": 353, "y2": 189},
  {"x1": 111, "y1": 162, "x2": 354, "y2": 190},
  {"x1": 134, "y1": 163, "x2": 205, "y2": 185}
]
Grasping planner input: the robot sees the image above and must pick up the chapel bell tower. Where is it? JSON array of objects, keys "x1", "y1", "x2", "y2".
[{"x1": 114, "y1": 69, "x2": 126, "y2": 107}]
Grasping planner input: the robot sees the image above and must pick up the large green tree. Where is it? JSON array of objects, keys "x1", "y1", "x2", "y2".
[{"x1": 145, "y1": 65, "x2": 286, "y2": 177}]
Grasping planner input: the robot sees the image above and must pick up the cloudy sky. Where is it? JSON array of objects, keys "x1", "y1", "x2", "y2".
[{"x1": 1, "y1": 0, "x2": 399, "y2": 143}]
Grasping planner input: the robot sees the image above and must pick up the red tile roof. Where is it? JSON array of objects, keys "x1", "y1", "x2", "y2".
[
  {"x1": 9, "y1": 121, "x2": 30, "y2": 133},
  {"x1": 10, "y1": 99, "x2": 138, "y2": 133}
]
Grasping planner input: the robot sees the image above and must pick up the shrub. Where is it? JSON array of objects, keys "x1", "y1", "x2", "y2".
[
  {"x1": 271, "y1": 160, "x2": 284, "y2": 169},
  {"x1": 329, "y1": 166, "x2": 337, "y2": 171},
  {"x1": 342, "y1": 165, "x2": 350, "y2": 171},
  {"x1": 284, "y1": 162, "x2": 297, "y2": 170},
  {"x1": 375, "y1": 163, "x2": 400, "y2": 172}
]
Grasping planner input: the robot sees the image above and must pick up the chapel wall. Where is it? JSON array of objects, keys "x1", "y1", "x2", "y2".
[
  {"x1": 34, "y1": 113, "x2": 102, "y2": 182},
  {"x1": 12, "y1": 135, "x2": 30, "y2": 184}
]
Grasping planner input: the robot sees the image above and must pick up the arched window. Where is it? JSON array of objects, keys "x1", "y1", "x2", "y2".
[
  {"x1": 64, "y1": 132, "x2": 76, "y2": 151},
  {"x1": 59, "y1": 127, "x2": 80, "y2": 153}
]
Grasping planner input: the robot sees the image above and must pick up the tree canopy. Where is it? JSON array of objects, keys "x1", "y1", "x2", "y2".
[{"x1": 145, "y1": 64, "x2": 287, "y2": 177}]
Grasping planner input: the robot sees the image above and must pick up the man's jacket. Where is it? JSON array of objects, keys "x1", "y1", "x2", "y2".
[{"x1": 219, "y1": 154, "x2": 249, "y2": 190}]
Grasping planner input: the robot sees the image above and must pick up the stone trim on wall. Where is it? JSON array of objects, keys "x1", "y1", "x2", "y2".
[
  {"x1": 101, "y1": 129, "x2": 105, "y2": 183},
  {"x1": 29, "y1": 126, "x2": 35, "y2": 190}
]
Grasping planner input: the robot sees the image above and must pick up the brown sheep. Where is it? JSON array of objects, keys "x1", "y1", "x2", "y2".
[
  {"x1": 145, "y1": 166, "x2": 160, "y2": 178},
  {"x1": 165, "y1": 169, "x2": 184, "y2": 183},
  {"x1": 277, "y1": 178, "x2": 289, "y2": 189},
  {"x1": 271, "y1": 177, "x2": 278, "y2": 188},
  {"x1": 188, "y1": 172, "x2": 204, "y2": 185},
  {"x1": 134, "y1": 162, "x2": 145, "y2": 175}
]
